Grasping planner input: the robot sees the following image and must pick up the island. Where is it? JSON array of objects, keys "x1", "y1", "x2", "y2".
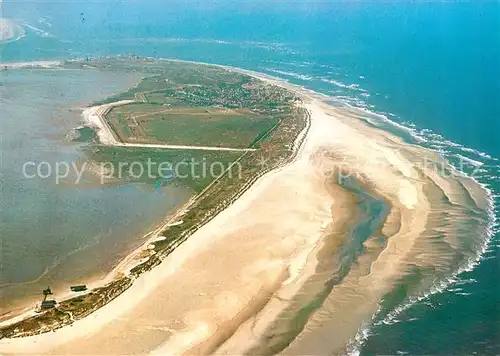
[{"x1": 0, "y1": 58, "x2": 491, "y2": 356}]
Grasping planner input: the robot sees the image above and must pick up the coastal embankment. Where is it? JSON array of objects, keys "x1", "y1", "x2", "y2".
[{"x1": 83, "y1": 101, "x2": 257, "y2": 152}]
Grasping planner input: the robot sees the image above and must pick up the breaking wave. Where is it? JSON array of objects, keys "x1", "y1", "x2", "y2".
[{"x1": 343, "y1": 110, "x2": 499, "y2": 355}]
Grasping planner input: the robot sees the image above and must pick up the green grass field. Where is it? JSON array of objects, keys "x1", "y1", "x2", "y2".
[
  {"x1": 85, "y1": 145, "x2": 244, "y2": 192},
  {"x1": 143, "y1": 113, "x2": 277, "y2": 148}
]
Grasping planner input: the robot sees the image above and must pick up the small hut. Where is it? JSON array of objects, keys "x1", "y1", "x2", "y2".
[
  {"x1": 70, "y1": 285, "x2": 87, "y2": 292},
  {"x1": 40, "y1": 300, "x2": 57, "y2": 309}
]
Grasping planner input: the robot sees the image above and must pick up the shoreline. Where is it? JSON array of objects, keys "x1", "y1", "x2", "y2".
[
  {"x1": 0, "y1": 60, "x2": 62, "y2": 69},
  {"x1": 1, "y1": 58, "x2": 495, "y2": 355},
  {"x1": 0, "y1": 105, "x2": 312, "y2": 354}
]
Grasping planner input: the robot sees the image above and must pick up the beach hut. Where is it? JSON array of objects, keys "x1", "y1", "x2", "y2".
[
  {"x1": 70, "y1": 285, "x2": 87, "y2": 292},
  {"x1": 40, "y1": 300, "x2": 57, "y2": 309}
]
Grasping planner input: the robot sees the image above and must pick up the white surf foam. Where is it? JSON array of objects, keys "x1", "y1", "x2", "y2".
[
  {"x1": 347, "y1": 176, "x2": 497, "y2": 354},
  {"x1": 454, "y1": 154, "x2": 484, "y2": 167},
  {"x1": 22, "y1": 23, "x2": 53, "y2": 38},
  {"x1": 265, "y1": 68, "x2": 314, "y2": 81},
  {"x1": 320, "y1": 78, "x2": 367, "y2": 93},
  {"x1": 334, "y1": 91, "x2": 499, "y2": 356}
]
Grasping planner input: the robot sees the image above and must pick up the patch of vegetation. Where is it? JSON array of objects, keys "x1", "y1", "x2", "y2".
[
  {"x1": 0, "y1": 278, "x2": 132, "y2": 339},
  {"x1": 71, "y1": 126, "x2": 98, "y2": 143},
  {"x1": 84, "y1": 145, "x2": 243, "y2": 192},
  {"x1": 58, "y1": 278, "x2": 132, "y2": 319}
]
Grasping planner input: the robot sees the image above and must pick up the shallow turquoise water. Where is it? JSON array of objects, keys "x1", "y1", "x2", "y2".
[
  {"x1": 0, "y1": 68, "x2": 192, "y2": 314},
  {"x1": 1, "y1": 2, "x2": 498, "y2": 353}
]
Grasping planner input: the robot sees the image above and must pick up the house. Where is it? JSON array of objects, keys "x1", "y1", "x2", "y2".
[
  {"x1": 40, "y1": 300, "x2": 57, "y2": 309},
  {"x1": 70, "y1": 285, "x2": 87, "y2": 292}
]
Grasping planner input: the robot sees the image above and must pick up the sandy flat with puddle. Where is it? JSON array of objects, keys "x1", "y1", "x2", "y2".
[{"x1": 1, "y1": 72, "x2": 490, "y2": 356}]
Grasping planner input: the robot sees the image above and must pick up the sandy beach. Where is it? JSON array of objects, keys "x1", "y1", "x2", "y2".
[{"x1": 1, "y1": 68, "x2": 491, "y2": 355}]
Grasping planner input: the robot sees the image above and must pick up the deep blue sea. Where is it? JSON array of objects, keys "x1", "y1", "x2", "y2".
[{"x1": 2, "y1": 1, "x2": 499, "y2": 354}]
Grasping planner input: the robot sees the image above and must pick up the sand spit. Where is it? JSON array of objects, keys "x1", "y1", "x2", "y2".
[
  {"x1": 1, "y1": 60, "x2": 61, "y2": 69},
  {"x1": 1, "y1": 69, "x2": 491, "y2": 355}
]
